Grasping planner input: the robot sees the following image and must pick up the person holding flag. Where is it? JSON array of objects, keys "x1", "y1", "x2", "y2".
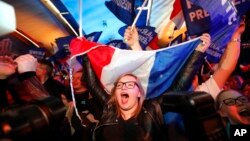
[
  {"x1": 67, "y1": 1, "x2": 212, "y2": 140},
  {"x1": 78, "y1": 30, "x2": 211, "y2": 141}
]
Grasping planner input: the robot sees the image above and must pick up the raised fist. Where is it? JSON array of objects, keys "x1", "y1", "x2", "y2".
[{"x1": 15, "y1": 54, "x2": 37, "y2": 74}]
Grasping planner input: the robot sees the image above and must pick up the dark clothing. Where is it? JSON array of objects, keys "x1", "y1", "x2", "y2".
[
  {"x1": 94, "y1": 100, "x2": 165, "y2": 141},
  {"x1": 70, "y1": 91, "x2": 102, "y2": 141},
  {"x1": 98, "y1": 117, "x2": 144, "y2": 141},
  {"x1": 0, "y1": 72, "x2": 70, "y2": 141},
  {"x1": 0, "y1": 79, "x2": 9, "y2": 110},
  {"x1": 43, "y1": 77, "x2": 70, "y2": 99},
  {"x1": 0, "y1": 72, "x2": 49, "y2": 111},
  {"x1": 74, "y1": 91, "x2": 102, "y2": 120}
]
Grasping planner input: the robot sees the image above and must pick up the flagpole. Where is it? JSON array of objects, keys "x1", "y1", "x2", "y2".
[
  {"x1": 79, "y1": 0, "x2": 83, "y2": 37},
  {"x1": 69, "y1": 0, "x2": 86, "y2": 127},
  {"x1": 131, "y1": 0, "x2": 148, "y2": 29}
]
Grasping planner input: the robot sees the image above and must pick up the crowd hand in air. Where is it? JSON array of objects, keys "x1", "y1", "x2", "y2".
[{"x1": 124, "y1": 26, "x2": 142, "y2": 50}]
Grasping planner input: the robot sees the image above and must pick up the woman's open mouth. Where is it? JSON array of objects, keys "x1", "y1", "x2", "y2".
[
  {"x1": 121, "y1": 93, "x2": 129, "y2": 104},
  {"x1": 239, "y1": 108, "x2": 250, "y2": 117}
]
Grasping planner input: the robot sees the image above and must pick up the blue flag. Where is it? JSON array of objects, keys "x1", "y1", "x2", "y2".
[
  {"x1": 105, "y1": 0, "x2": 134, "y2": 25},
  {"x1": 119, "y1": 25, "x2": 157, "y2": 50}
]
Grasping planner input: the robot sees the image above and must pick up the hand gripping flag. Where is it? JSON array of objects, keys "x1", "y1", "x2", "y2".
[
  {"x1": 119, "y1": 25, "x2": 157, "y2": 50},
  {"x1": 69, "y1": 37, "x2": 201, "y2": 98}
]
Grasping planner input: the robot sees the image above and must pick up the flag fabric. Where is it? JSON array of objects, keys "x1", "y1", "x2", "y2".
[
  {"x1": 77, "y1": 31, "x2": 102, "y2": 64},
  {"x1": 51, "y1": 32, "x2": 102, "y2": 62},
  {"x1": 150, "y1": 0, "x2": 187, "y2": 47},
  {"x1": 119, "y1": 25, "x2": 157, "y2": 50},
  {"x1": 147, "y1": 36, "x2": 160, "y2": 50},
  {"x1": 105, "y1": 0, "x2": 134, "y2": 25},
  {"x1": 170, "y1": 0, "x2": 185, "y2": 29},
  {"x1": 190, "y1": 0, "x2": 240, "y2": 63},
  {"x1": 69, "y1": 37, "x2": 201, "y2": 98}
]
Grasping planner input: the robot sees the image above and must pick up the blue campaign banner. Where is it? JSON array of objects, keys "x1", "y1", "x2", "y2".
[
  {"x1": 106, "y1": 39, "x2": 128, "y2": 49},
  {"x1": 190, "y1": 0, "x2": 239, "y2": 63},
  {"x1": 105, "y1": 0, "x2": 134, "y2": 25},
  {"x1": 55, "y1": 35, "x2": 75, "y2": 51},
  {"x1": 29, "y1": 47, "x2": 46, "y2": 60},
  {"x1": 85, "y1": 31, "x2": 102, "y2": 42},
  {"x1": 181, "y1": 0, "x2": 210, "y2": 36}
]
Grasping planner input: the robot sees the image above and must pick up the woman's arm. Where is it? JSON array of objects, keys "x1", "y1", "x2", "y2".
[
  {"x1": 168, "y1": 33, "x2": 211, "y2": 91},
  {"x1": 81, "y1": 54, "x2": 109, "y2": 107}
]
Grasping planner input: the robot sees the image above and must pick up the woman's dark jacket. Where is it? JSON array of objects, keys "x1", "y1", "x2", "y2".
[{"x1": 81, "y1": 50, "x2": 205, "y2": 141}]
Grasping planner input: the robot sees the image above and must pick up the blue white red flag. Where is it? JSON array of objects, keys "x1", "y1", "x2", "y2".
[
  {"x1": 69, "y1": 37, "x2": 201, "y2": 98},
  {"x1": 170, "y1": 0, "x2": 185, "y2": 29}
]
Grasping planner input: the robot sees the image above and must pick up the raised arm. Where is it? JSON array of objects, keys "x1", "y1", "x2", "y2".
[
  {"x1": 81, "y1": 54, "x2": 109, "y2": 107},
  {"x1": 212, "y1": 23, "x2": 245, "y2": 89},
  {"x1": 14, "y1": 54, "x2": 49, "y2": 102},
  {"x1": 168, "y1": 33, "x2": 211, "y2": 91}
]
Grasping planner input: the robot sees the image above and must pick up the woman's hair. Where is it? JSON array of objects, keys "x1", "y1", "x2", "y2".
[{"x1": 107, "y1": 73, "x2": 145, "y2": 118}]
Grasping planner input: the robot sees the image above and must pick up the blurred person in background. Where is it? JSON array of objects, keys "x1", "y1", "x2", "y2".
[{"x1": 0, "y1": 54, "x2": 49, "y2": 112}]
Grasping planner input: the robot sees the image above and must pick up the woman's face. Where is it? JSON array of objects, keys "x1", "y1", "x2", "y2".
[
  {"x1": 114, "y1": 75, "x2": 141, "y2": 113},
  {"x1": 219, "y1": 91, "x2": 250, "y2": 125}
]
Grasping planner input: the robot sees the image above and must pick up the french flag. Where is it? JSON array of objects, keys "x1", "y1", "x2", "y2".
[
  {"x1": 170, "y1": 0, "x2": 184, "y2": 29},
  {"x1": 69, "y1": 37, "x2": 200, "y2": 98}
]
